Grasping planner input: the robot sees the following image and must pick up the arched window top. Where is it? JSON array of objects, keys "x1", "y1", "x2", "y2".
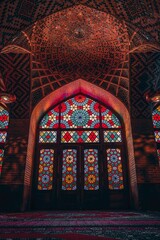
[
  {"x1": 152, "y1": 105, "x2": 160, "y2": 129},
  {"x1": 0, "y1": 106, "x2": 9, "y2": 129},
  {"x1": 39, "y1": 95, "x2": 121, "y2": 129}
]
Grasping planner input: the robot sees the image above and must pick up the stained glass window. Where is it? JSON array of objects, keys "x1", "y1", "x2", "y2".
[
  {"x1": 0, "y1": 106, "x2": 9, "y2": 129},
  {"x1": 84, "y1": 149, "x2": 99, "y2": 190},
  {"x1": 152, "y1": 106, "x2": 160, "y2": 128},
  {"x1": 61, "y1": 131, "x2": 99, "y2": 143},
  {"x1": 38, "y1": 149, "x2": 54, "y2": 190},
  {"x1": 154, "y1": 131, "x2": 160, "y2": 143},
  {"x1": 62, "y1": 149, "x2": 77, "y2": 190},
  {"x1": 0, "y1": 149, "x2": 4, "y2": 175},
  {"x1": 60, "y1": 95, "x2": 100, "y2": 129},
  {"x1": 101, "y1": 106, "x2": 121, "y2": 128},
  {"x1": 152, "y1": 105, "x2": 160, "y2": 163},
  {"x1": 0, "y1": 106, "x2": 9, "y2": 175},
  {"x1": 40, "y1": 106, "x2": 59, "y2": 128},
  {"x1": 0, "y1": 131, "x2": 7, "y2": 143},
  {"x1": 39, "y1": 131, "x2": 57, "y2": 143},
  {"x1": 104, "y1": 130, "x2": 122, "y2": 142},
  {"x1": 106, "y1": 148, "x2": 124, "y2": 190}
]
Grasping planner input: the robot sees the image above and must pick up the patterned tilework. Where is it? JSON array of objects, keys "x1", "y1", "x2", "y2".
[
  {"x1": 130, "y1": 52, "x2": 160, "y2": 118},
  {"x1": 0, "y1": 53, "x2": 30, "y2": 119},
  {"x1": 61, "y1": 131, "x2": 99, "y2": 143}
]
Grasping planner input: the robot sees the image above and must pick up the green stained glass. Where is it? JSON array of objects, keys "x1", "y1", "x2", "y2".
[
  {"x1": 0, "y1": 131, "x2": 7, "y2": 143},
  {"x1": 84, "y1": 149, "x2": 99, "y2": 190},
  {"x1": 38, "y1": 149, "x2": 54, "y2": 190},
  {"x1": 62, "y1": 149, "x2": 77, "y2": 190},
  {"x1": 61, "y1": 131, "x2": 99, "y2": 143},
  {"x1": 106, "y1": 148, "x2": 124, "y2": 190},
  {"x1": 40, "y1": 106, "x2": 59, "y2": 128},
  {"x1": 39, "y1": 131, "x2": 57, "y2": 143},
  {"x1": 152, "y1": 106, "x2": 160, "y2": 128},
  {"x1": 104, "y1": 130, "x2": 122, "y2": 142}
]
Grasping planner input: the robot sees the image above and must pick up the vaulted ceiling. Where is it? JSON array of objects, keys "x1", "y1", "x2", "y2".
[{"x1": 0, "y1": 0, "x2": 160, "y2": 109}]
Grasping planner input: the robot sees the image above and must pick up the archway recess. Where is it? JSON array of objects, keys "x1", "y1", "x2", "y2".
[{"x1": 23, "y1": 79, "x2": 138, "y2": 210}]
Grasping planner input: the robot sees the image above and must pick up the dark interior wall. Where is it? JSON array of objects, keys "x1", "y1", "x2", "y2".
[
  {"x1": 0, "y1": 53, "x2": 30, "y2": 211},
  {"x1": 130, "y1": 52, "x2": 160, "y2": 210}
]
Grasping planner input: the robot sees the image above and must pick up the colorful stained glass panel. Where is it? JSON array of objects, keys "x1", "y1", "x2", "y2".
[
  {"x1": 39, "y1": 131, "x2": 57, "y2": 143},
  {"x1": 106, "y1": 148, "x2": 124, "y2": 190},
  {"x1": 38, "y1": 149, "x2": 54, "y2": 190},
  {"x1": 101, "y1": 106, "x2": 121, "y2": 128},
  {"x1": 60, "y1": 95, "x2": 100, "y2": 129},
  {"x1": 104, "y1": 130, "x2": 122, "y2": 142},
  {"x1": 0, "y1": 131, "x2": 7, "y2": 143},
  {"x1": 39, "y1": 106, "x2": 59, "y2": 128},
  {"x1": 61, "y1": 131, "x2": 99, "y2": 143},
  {"x1": 0, "y1": 149, "x2": 4, "y2": 175},
  {"x1": 62, "y1": 149, "x2": 77, "y2": 190},
  {"x1": 154, "y1": 131, "x2": 160, "y2": 143},
  {"x1": 152, "y1": 106, "x2": 160, "y2": 128},
  {"x1": 84, "y1": 149, "x2": 99, "y2": 190},
  {"x1": 0, "y1": 106, "x2": 9, "y2": 129}
]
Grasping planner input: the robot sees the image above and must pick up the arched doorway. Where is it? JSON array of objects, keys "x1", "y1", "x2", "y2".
[
  {"x1": 23, "y1": 79, "x2": 138, "y2": 211},
  {"x1": 31, "y1": 94, "x2": 129, "y2": 210}
]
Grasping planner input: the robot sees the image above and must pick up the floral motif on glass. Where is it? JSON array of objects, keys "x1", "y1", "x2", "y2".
[
  {"x1": 152, "y1": 106, "x2": 160, "y2": 128},
  {"x1": 60, "y1": 95, "x2": 100, "y2": 128},
  {"x1": 61, "y1": 131, "x2": 99, "y2": 143},
  {"x1": 39, "y1": 131, "x2": 57, "y2": 143},
  {"x1": 0, "y1": 106, "x2": 9, "y2": 129},
  {"x1": 38, "y1": 149, "x2": 54, "y2": 190},
  {"x1": 106, "y1": 148, "x2": 124, "y2": 190},
  {"x1": 101, "y1": 106, "x2": 121, "y2": 128},
  {"x1": 39, "y1": 106, "x2": 59, "y2": 128},
  {"x1": 154, "y1": 131, "x2": 160, "y2": 143},
  {"x1": 84, "y1": 149, "x2": 99, "y2": 190},
  {"x1": 0, "y1": 149, "x2": 4, "y2": 175},
  {"x1": 62, "y1": 149, "x2": 77, "y2": 190},
  {"x1": 0, "y1": 131, "x2": 7, "y2": 143},
  {"x1": 104, "y1": 130, "x2": 122, "y2": 142}
]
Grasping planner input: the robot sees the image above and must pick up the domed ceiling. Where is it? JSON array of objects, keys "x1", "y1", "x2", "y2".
[{"x1": 31, "y1": 5, "x2": 129, "y2": 78}]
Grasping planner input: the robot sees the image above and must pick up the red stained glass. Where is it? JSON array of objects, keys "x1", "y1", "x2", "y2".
[
  {"x1": 106, "y1": 148, "x2": 124, "y2": 190},
  {"x1": 152, "y1": 106, "x2": 160, "y2": 128},
  {"x1": 40, "y1": 106, "x2": 59, "y2": 128},
  {"x1": 38, "y1": 149, "x2": 54, "y2": 190},
  {"x1": 0, "y1": 106, "x2": 9, "y2": 129},
  {"x1": 62, "y1": 149, "x2": 77, "y2": 190},
  {"x1": 101, "y1": 106, "x2": 121, "y2": 128},
  {"x1": 84, "y1": 149, "x2": 99, "y2": 190},
  {"x1": 61, "y1": 131, "x2": 99, "y2": 143}
]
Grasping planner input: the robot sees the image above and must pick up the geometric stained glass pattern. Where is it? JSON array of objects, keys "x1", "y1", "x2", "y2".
[
  {"x1": 0, "y1": 131, "x2": 7, "y2": 143},
  {"x1": 62, "y1": 149, "x2": 77, "y2": 190},
  {"x1": 38, "y1": 149, "x2": 54, "y2": 190},
  {"x1": 39, "y1": 131, "x2": 57, "y2": 143},
  {"x1": 61, "y1": 131, "x2": 99, "y2": 143},
  {"x1": 104, "y1": 130, "x2": 122, "y2": 142},
  {"x1": 84, "y1": 149, "x2": 99, "y2": 190},
  {"x1": 60, "y1": 95, "x2": 100, "y2": 129},
  {"x1": 154, "y1": 131, "x2": 160, "y2": 143},
  {"x1": 0, "y1": 106, "x2": 9, "y2": 129},
  {"x1": 39, "y1": 106, "x2": 59, "y2": 129},
  {"x1": 101, "y1": 106, "x2": 121, "y2": 128},
  {"x1": 152, "y1": 106, "x2": 160, "y2": 128},
  {"x1": 0, "y1": 149, "x2": 4, "y2": 175},
  {"x1": 106, "y1": 149, "x2": 124, "y2": 190}
]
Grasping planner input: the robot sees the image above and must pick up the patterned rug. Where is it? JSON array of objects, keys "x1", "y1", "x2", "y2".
[{"x1": 0, "y1": 211, "x2": 160, "y2": 239}]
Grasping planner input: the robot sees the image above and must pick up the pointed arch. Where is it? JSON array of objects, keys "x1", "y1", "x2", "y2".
[{"x1": 23, "y1": 79, "x2": 138, "y2": 210}]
